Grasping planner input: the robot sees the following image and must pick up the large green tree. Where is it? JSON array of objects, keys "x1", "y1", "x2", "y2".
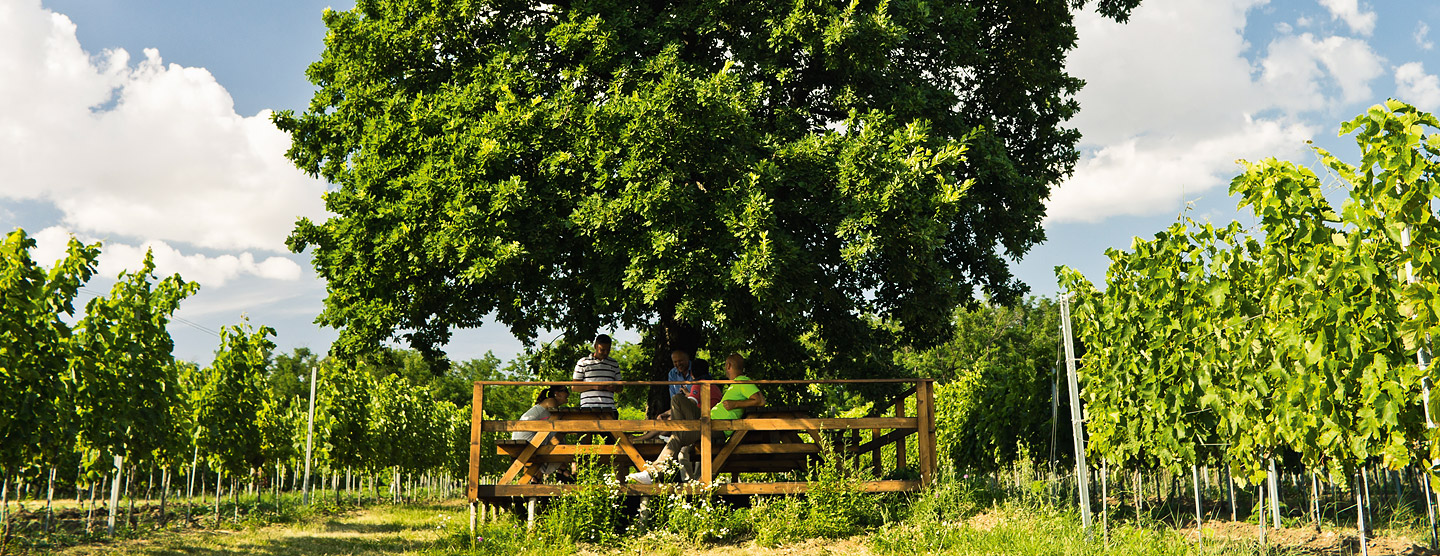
[{"x1": 277, "y1": 0, "x2": 1142, "y2": 394}]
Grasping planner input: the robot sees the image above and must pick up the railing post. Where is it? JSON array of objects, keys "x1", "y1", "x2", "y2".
[
  {"x1": 700, "y1": 382, "x2": 713, "y2": 486},
  {"x1": 468, "y1": 382, "x2": 484, "y2": 538},
  {"x1": 916, "y1": 381, "x2": 935, "y2": 486}
]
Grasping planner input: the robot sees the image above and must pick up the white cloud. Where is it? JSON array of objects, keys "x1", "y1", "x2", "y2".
[
  {"x1": 1049, "y1": 118, "x2": 1314, "y2": 223},
  {"x1": 1417, "y1": 22, "x2": 1435, "y2": 51},
  {"x1": 1260, "y1": 33, "x2": 1385, "y2": 112},
  {"x1": 1317, "y1": 0, "x2": 1376, "y2": 36},
  {"x1": 1048, "y1": 0, "x2": 1384, "y2": 224},
  {"x1": 31, "y1": 225, "x2": 302, "y2": 288},
  {"x1": 0, "y1": 0, "x2": 325, "y2": 253},
  {"x1": 1276, "y1": 22, "x2": 1294, "y2": 34},
  {"x1": 1396, "y1": 62, "x2": 1440, "y2": 112}
]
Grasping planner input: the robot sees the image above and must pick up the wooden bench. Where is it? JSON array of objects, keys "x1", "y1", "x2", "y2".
[{"x1": 495, "y1": 409, "x2": 824, "y2": 476}]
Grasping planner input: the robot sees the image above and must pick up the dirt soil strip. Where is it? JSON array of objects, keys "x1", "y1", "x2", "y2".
[
  {"x1": 578, "y1": 537, "x2": 878, "y2": 556},
  {"x1": 49, "y1": 508, "x2": 451, "y2": 556},
  {"x1": 1187, "y1": 520, "x2": 1436, "y2": 556}
]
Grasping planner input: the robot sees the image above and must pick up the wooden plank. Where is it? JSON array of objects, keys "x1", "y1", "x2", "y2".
[
  {"x1": 468, "y1": 383, "x2": 484, "y2": 502},
  {"x1": 498, "y1": 445, "x2": 665, "y2": 457},
  {"x1": 711, "y1": 417, "x2": 917, "y2": 431},
  {"x1": 472, "y1": 379, "x2": 934, "y2": 386},
  {"x1": 483, "y1": 420, "x2": 701, "y2": 432},
  {"x1": 476, "y1": 480, "x2": 922, "y2": 498},
  {"x1": 497, "y1": 432, "x2": 549, "y2": 485},
  {"x1": 744, "y1": 410, "x2": 823, "y2": 443},
  {"x1": 506, "y1": 443, "x2": 818, "y2": 463},
  {"x1": 730, "y1": 443, "x2": 819, "y2": 455},
  {"x1": 710, "y1": 430, "x2": 748, "y2": 473},
  {"x1": 502, "y1": 442, "x2": 816, "y2": 460},
  {"x1": 928, "y1": 382, "x2": 940, "y2": 480},
  {"x1": 610, "y1": 433, "x2": 648, "y2": 470},
  {"x1": 925, "y1": 382, "x2": 938, "y2": 476},
  {"x1": 700, "y1": 384, "x2": 712, "y2": 486}
]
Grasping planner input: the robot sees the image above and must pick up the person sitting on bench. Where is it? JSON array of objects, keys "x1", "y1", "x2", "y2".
[
  {"x1": 627, "y1": 353, "x2": 764, "y2": 484},
  {"x1": 634, "y1": 349, "x2": 720, "y2": 443},
  {"x1": 512, "y1": 385, "x2": 569, "y2": 481}
]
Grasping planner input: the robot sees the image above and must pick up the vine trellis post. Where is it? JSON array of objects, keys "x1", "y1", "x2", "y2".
[
  {"x1": 302, "y1": 364, "x2": 318, "y2": 505},
  {"x1": 1060, "y1": 296, "x2": 1092, "y2": 535}
]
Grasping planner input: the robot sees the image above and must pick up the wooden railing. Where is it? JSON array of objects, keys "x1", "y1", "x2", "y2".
[{"x1": 466, "y1": 378, "x2": 936, "y2": 501}]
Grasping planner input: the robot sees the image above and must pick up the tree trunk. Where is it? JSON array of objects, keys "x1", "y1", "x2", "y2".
[{"x1": 647, "y1": 308, "x2": 704, "y2": 418}]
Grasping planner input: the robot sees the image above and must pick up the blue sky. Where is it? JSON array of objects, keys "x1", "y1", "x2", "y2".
[{"x1": 2, "y1": 0, "x2": 1438, "y2": 365}]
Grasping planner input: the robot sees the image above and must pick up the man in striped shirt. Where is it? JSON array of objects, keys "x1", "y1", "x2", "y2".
[{"x1": 572, "y1": 334, "x2": 621, "y2": 409}]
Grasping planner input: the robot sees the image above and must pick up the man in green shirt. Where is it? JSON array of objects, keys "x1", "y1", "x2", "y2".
[
  {"x1": 711, "y1": 353, "x2": 764, "y2": 419},
  {"x1": 627, "y1": 353, "x2": 764, "y2": 484}
]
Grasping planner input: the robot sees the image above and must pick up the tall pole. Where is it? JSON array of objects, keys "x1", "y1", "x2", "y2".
[
  {"x1": 1192, "y1": 464, "x2": 1204, "y2": 551},
  {"x1": 1061, "y1": 296, "x2": 1092, "y2": 534},
  {"x1": 106, "y1": 454, "x2": 122, "y2": 536},
  {"x1": 302, "y1": 365, "x2": 318, "y2": 505}
]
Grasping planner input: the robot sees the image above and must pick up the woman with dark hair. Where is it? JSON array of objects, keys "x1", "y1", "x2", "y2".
[
  {"x1": 511, "y1": 385, "x2": 570, "y2": 442},
  {"x1": 512, "y1": 385, "x2": 570, "y2": 482}
]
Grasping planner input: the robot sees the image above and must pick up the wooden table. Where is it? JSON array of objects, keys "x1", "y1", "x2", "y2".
[
  {"x1": 470, "y1": 378, "x2": 935, "y2": 504},
  {"x1": 495, "y1": 406, "x2": 650, "y2": 485}
]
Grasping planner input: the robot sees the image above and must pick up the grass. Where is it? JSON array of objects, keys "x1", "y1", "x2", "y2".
[
  {"x1": 16, "y1": 498, "x2": 1276, "y2": 556},
  {"x1": 870, "y1": 502, "x2": 1283, "y2": 556},
  {"x1": 15, "y1": 474, "x2": 1437, "y2": 556}
]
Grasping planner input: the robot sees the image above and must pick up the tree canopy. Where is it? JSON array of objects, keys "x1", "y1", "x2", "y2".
[{"x1": 278, "y1": 0, "x2": 1141, "y2": 383}]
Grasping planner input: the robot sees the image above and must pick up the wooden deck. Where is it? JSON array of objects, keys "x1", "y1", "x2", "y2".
[{"x1": 465, "y1": 378, "x2": 937, "y2": 502}]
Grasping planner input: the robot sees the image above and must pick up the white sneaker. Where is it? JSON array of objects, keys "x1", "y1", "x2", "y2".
[{"x1": 626, "y1": 471, "x2": 653, "y2": 485}]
